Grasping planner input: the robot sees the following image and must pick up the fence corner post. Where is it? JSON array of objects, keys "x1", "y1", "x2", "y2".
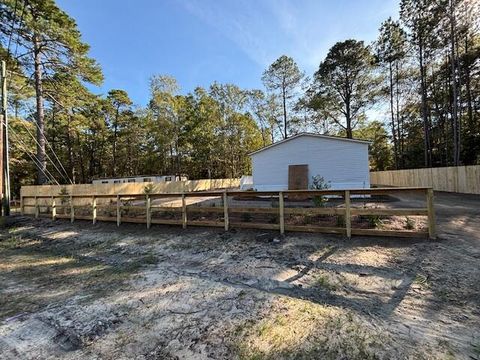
[
  {"x1": 182, "y1": 193, "x2": 187, "y2": 229},
  {"x1": 116, "y1": 195, "x2": 121, "y2": 227},
  {"x1": 92, "y1": 196, "x2": 97, "y2": 225},
  {"x1": 20, "y1": 196, "x2": 24, "y2": 215},
  {"x1": 70, "y1": 195, "x2": 74, "y2": 223},
  {"x1": 426, "y1": 188, "x2": 436, "y2": 239},
  {"x1": 345, "y1": 190, "x2": 351, "y2": 239},
  {"x1": 223, "y1": 190, "x2": 229, "y2": 231},
  {"x1": 146, "y1": 195, "x2": 151, "y2": 229},
  {"x1": 279, "y1": 191, "x2": 285, "y2": 235}
]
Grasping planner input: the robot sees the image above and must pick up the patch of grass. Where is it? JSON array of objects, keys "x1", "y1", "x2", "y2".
[
  {"x1": 471, "y1": 342, "x2": 480, "y2": 357},
  {"x1": 314, "y1": 274, "x2": 337, "y2": 291},
  {"x1": 232, "y1": 297, "x2": 388, "y2": 360},
  {"x1": 241, "y1": 212, "x2": 253, "y2": 222},
  {"x1": 413, "y1": 273, "x2": 429, "y2": 289},
  {"x1": 404, "y1": 217, "x2": 415, "y2": 230},
  {"x1": 437, "y1": 339, "x2": 456, "y2": 359},
  {"x1": 142, "y1": 253, "x2": 159, "y2": 265},
  {"x1": 268, "y1": 214, "x2": 279, "y2": 224},
  {"x1": 336, "y1": 215, "x2": 345, "y2": 227},
  {"x1": 0, "y1": 234, "x2": 22, "y2": 249}
]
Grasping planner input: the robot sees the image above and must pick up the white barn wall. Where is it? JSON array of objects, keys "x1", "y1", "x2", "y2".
[{"x1": 251, "y1": 135, "x2": 370, "y2": 191}]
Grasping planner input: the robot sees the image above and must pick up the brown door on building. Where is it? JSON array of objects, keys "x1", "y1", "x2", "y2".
[{"x1": 288, "y1": 164, "x2": 309, "y2": 190}]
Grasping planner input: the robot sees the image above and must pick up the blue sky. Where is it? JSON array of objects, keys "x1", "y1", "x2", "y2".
[{"x1": 57, "y1": 0, "x2": 399, "y2": 106}]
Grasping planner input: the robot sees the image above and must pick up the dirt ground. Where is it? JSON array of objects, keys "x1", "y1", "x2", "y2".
[{"x1": 0, "y1": 191, "x2": 479, "y2": 359}]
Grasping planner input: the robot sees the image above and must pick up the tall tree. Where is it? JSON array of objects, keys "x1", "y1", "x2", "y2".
[
  {"x1": 105, "y1": 90, "x2": 132, "y2": 176},
  {"x1": 307, "y1": 40, "x2": 379, "y2": 138},
  {"x1": 400, "y1": 0, "x2": 440, "y2": 167},
  {"x1": 376, "y1": 18, "x2": 407, "y2": 168},
  {"x1": 0, "y1": 0, "x2": 103, "y2": 183},
  {"x1": 262, "y1": 55, "x2": 304, "y2": 139}
]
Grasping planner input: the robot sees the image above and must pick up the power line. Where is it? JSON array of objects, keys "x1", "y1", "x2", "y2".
[
  {"x1": 30, "y1": 114, "x2": 73, "y2": 184},
  {"x1": 9, "y1": 126, "x2": 59, "y2": 185},
  {"x1": 8, "y1": 0, "x2": 27, "y2": 90},
  {"x1": 8, "y1": 125, "x2": 60, "y2": 185},
  {"x1": 7, "y1": 121, "x2": 72, "y2": 184},
  {"x1": 14, "y1": 118, "x2": 72, "y2": 184},
  {"x1": 5, "y1": 0, "x2": 19, "y2": 57}
]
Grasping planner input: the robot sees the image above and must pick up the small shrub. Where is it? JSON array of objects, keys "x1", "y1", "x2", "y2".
[
  {"x1": 405, "y1": 216, "x2": 414, "y2": 230},
  {"x1": 241, "y1": 212, "x2": 252, "y2": 222},
  {"x1": 268, "y1": 214, "x2": 279, "y2": 224},
  {"x1": 310, "y1": 175, "x2": 331, "y2": 207},
  {"x1": 360, "y1": 214, "x2": 382, "y2": 228},
  {"x1": 143, "y1": 183, "x2": 155, "y2": 195},
  {"x1": 123, "y1": 199, "x2": 132, "y2": 216},
  {"x1": 58, "y1": 187, "x2": 70, "y2": 214},
  {"x1": 315, "y1": 274, "x2": 337, "y2": 291},
  {"x1": 336, "y1": 215, "x2": 345, "y2": 227}
]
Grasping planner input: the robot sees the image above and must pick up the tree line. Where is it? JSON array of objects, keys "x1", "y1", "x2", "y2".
[{"x1": 0, "y1": 0, "x2": 479, "y2": 196}]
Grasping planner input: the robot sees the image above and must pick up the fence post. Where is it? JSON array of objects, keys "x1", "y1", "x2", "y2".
[
  {"x1": 70, "y1": 195, "x2": 74, "y2": 223},
  {"x1": 279, "y1": 192, "x2": 285, "y2": 235},
  {"x1": 20, "y1": 196, "x2": 24, "y2": 215},
  {"x1": 35, "y1": 196, "x2": 39, "y2": 218},
  {"x1": 116, "y1": 195, "x2": 121, "y2": 227},
  {"x1": 51, "y1": 196, "x2": 56, "y2": 220},
  {"x1": 182, "y1": 193, "x2": 187, "y2": 229},
  {"x1": 426, "y1": 188, "x2": 436, "y2": 239},
  {"x1": 146, "y1": 195, "x2": 151, "y2": 229},
  {"x1": 223, "y1": 191, "x2": 229, "y2": 231},
  {"x1": 344, "y1": 190, "x2": 351, "y2": 238},
  {"x1": 92, "y1": 196, "x2": 97, "y2": 225}
]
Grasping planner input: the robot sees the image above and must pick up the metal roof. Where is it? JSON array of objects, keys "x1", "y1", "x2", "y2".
[{"x1": 249, "y1": 132, "x2": 371, "y2": 156}]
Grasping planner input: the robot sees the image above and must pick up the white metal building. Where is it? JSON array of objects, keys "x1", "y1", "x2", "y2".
[
  {"x1": 92, "y1": 175, "x2": 186, "y2": 185},
  {"x1": 249, "y1": 133, "x2": 370, "y2": 191}
]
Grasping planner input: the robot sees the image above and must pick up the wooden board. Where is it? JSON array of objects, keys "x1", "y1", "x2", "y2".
[
  {"x1": 370, "y1": 165, "x2": 480, "y2": 194},
  {"x1": 288, "y1": 164, "x2": 309, "y2": 190}
]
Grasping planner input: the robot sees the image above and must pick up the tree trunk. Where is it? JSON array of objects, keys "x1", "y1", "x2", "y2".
[
  {"x1": 395, "y1": 61, "x2": 404, "y2": 167},
  {"x1": 33, "y1": 33, "x2": 47, "y2": 184},
  {"x1": 112, "y1": 106, "x2": 119, "y2": 177},
  {"x1": 66, "y1": 114, "x2": 74, "y2": 180},
  {"x1": 345, "y1": 93, "x2": 352, "y2": 139},
  {"x1": 282, "y1": 86, "x2": 287, "y2": 139},
  {"x1": 419, "y1": 39, "x2": 431, "y2": 167},
  {"x1": 464, "y1": 36, "x2": 473, "y2": 128},
  {"x1": 449, "y1": 0, "x2": 460, "y2": 166},
  {"x1": 389, "y1": 61, "x2": 399, "y2": 169}
]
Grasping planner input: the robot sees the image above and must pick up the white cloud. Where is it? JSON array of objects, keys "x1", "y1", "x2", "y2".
[{"x1": 180, "y1": 0, "x2": 399, "y2": 74}]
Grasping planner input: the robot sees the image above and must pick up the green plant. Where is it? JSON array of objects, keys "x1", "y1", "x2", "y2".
[
  {"x1": 310, "y1": 175, "x2": 331, "y2": 207},
  {"x1": 336, "y1": 215, "x2": 345, "y2": 227},
  {"x1": 268, "y1": 214, "x2": 279, "y2": 224},
  {"x1": 122, "y1": 199, "x2": 132, "y2": 216},
  {"x1": 241, "y1": 212, "x2": 253, "y2": 222},
  {"x1": 314, "y1": 275, "x2": 337, "y2": 291},
  {"x1": 405, "y1": 216, "x2": 414, "y2": 230},
  {"x1": 143, "y1": 183, "x2": 155, "y2": 195},
  {"x1": 58, "y1": 187, "x2": 70, "y2": 214},
  {"x1": 360, "y1": 214, "x2": 382, "y2": 228}
]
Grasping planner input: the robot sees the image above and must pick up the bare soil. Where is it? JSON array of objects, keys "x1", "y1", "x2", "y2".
[{"x1": 1, "y1": 192, "x2": 479, "y2": 359}]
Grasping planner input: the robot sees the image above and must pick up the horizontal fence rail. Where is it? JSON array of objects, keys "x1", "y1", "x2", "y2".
[{"x1": 20, "y1": 187, "x2": 436, "y2": 239}]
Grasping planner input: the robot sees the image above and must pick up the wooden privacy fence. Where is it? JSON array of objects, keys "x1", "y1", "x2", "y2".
[
  {"x1": 20, "y1": 178, "x2": 241, "y2": 198},
  {"x1": 371, "y1": 165, "x2": 480, "y2": 194},
  {"x1": 20, "y1": 187, "x2": 436, "y2": 239}
]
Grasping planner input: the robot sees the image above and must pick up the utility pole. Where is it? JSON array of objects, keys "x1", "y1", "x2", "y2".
[{"x1": 1, "y1": 61, "x2": 11, "y2": 216}]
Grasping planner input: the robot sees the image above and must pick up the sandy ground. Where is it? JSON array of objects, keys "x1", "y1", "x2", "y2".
[{"x1": 1, "y1": 192, "x2": 479, "y2": 359}]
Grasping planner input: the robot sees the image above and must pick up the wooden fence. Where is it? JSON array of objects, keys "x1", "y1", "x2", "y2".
[
  {"x1": 371, "y1": 165, "x2": 480, "y2": 194},
  {"x1": 20, "y1": 187, "x2": 436, "y2": 239},
  {"x1": 20, "y1": 178, "x2": 240, "y2": 198}
]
